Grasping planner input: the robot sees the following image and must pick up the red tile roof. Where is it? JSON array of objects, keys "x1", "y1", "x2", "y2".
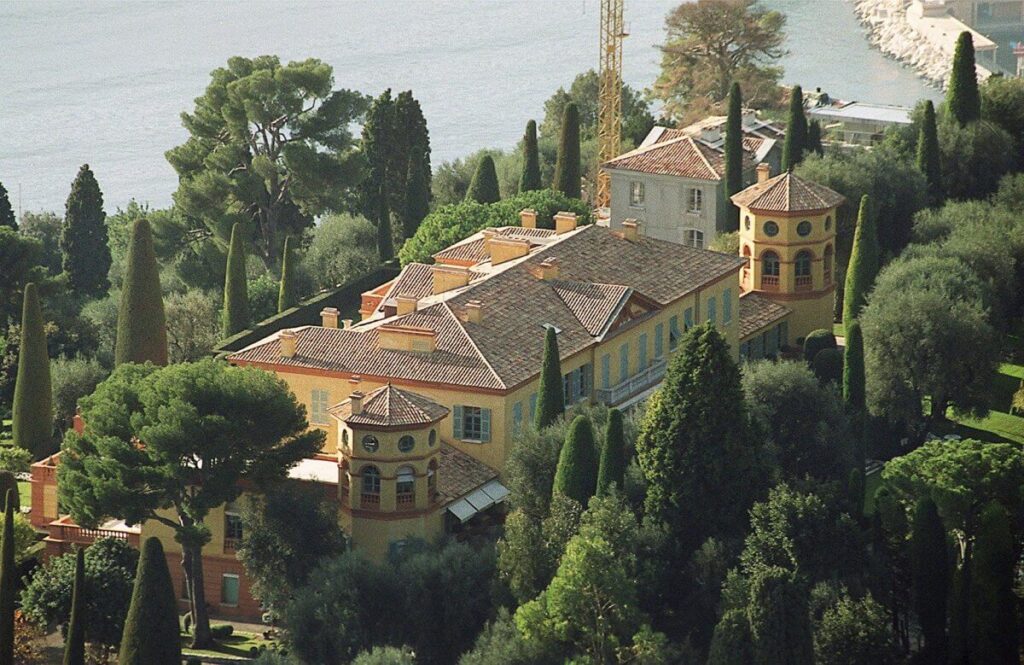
[
  {"x1": 739, "y1": 292, "x2": 792, "y2": 340},
  {"x1": 730, "y1": 171, "x2": 845, "y2": 213},
  {"x1": 330, "y1": 384, "x2": 449, "y2": 427},
  {"x1": 437, "y1": 444, "x2": 498, "y2": 504},
  {"x1": 603, "y1": 135, "x2": 727, "y2": 180}
]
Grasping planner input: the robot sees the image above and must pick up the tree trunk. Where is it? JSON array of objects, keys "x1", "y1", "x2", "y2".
[{"x1": 183, "y1": 544, "x2": 213, "y2": 648}]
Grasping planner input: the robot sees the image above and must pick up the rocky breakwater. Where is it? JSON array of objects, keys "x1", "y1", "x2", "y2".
[{"x1": 852, "y1": 0, "x2": 951, "y2": 87}]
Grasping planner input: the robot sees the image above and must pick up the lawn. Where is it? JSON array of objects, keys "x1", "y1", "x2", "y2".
[
  {"x1": 181, "y1": 630, "x2": 275, "y2": 659},
  {"x1": 833, "y1": 322, "x2": 845, "y2": 338},
  {"x1": 939, "y1": 361, "x2": 1024, "y2": 446}
]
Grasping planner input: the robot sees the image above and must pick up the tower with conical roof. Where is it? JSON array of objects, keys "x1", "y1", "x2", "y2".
[{"x1": 731, "y1": 164, "x2": 844, "y2": 342}]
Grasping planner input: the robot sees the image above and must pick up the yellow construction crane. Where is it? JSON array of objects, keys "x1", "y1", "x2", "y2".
[{"x1": 596, "y1": 0, "x2": 627, "y2": 210}]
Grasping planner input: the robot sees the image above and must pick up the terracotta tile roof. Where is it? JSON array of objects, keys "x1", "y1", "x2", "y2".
[
  {"x1": 730, "y1": 171, "x2": 845, "y2": 213},
  {"x1": 384, "y1": 263, "x2": 435, "y2": 300},
  {"x1": 433, "y1": 226, "x2": 557, "y2": 265},
  {"x1": 550, "y1": 280, "x2": 630, "y2": 335},
  {"x1": 739, "y1": 292, "x2": 792, "y2": 340},
  {"x1": 330, "y1": 384, "x2": 449, "y2": 427},
  {"x1": 437, "y1": 443, "x2": 498, "y2": 504},
  {"x1": 604, "y1": 135, "x2": 726, "y2": 180},
  {"x1": 231, "y1": 226, "x2": 745, "y2": 391}
]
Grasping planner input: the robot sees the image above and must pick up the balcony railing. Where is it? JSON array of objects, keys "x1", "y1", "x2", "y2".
[
  {"x1": 760, "y1": 274, "x2": 779, "y2": 290},
  {"x1": 595, "y1": 356, "x2": 668, "y2": 406},
  {"x1": 224, "y1": 537, "x2": 242, "y2": 553},
  {"x1": 361, "y1": 493, "x2": 380, "y2": 510},
  {"x1": 795, "y1": 275, "x2": 813, "y2": 290},
  {"x1": 397, "y1": 493, "x2": 415, "y2": 510}
]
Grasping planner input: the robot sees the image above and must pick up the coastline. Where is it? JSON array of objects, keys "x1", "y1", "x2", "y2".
[{"x1": 852, "y1": 0, "x2": 952, "y2": 88}]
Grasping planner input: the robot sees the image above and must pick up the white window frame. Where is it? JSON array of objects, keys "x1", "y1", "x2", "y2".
[
  {"x1": 683, "y1": 229, "x2": 704, "y2": 249},
  {"x1": 688, "y1": 188, "x2": 703, "y2": 214},
  {"x1": 629, "y1": 181, "x2": 645, "y2": 207}
]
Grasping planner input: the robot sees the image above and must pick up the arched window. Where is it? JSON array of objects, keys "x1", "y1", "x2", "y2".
[
  {"x1": 823, "y1": 245, "x2": 834, "y2": 284},
  {"x1": 361, "y1": 465, "x2": 381, "y2": 509},
  {"x1": 427, "y1": 459, "x2": 438, "y2": 500},
  {"x1": 761, "y1": 251, "x2": 780, "y2": 288},
  {"x1": 825, "y1": 215, "x2": 833, "y2": 231},
  {"x1": 795, "y1": 250, "x2": 813, "y2": 289},
  {"x1": 340, "y1": 458, "x2": 351, "y2": 495},
  {"x1": 742, "y1": 245, "x2": 752, "y2": 284},
  {"x1": 396, "y1": 466, "x2": 416, "y2": 509},
  {"x1": 744, "y1": 215, "x2": 751, "y2": 231}
]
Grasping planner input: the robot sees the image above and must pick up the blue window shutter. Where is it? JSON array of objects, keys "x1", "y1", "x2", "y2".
[
  {"x1": 684, "y1": 308, "x2": 693, "y2": 330},
  {"x1": 512, "y1": 402, "x2": 523, "y2": 433},
  {"x1": 669, "y1": 316, "x2": 680, "y2": 350},
  {"x1": 655, "y1": 324, "x2": 664, "y2": 358},
  {"x1": 481, "y1": 408, "x2": 491, "y2": 442},
  {"x1": 723, "y1": 288, "x2": 733, "y2": 323},
  {"x1": 453, "y1": 405, "x2": 464, "y2": 439},
  {"x1": 601, "y1": 354, "x2": 610, "y2": 389},
  {"x1": 638, "y1": 333, "x2": 648, "y2": 370},
  {"x1": 708, "y1": 296, "x2": 717, "y2": 324}
]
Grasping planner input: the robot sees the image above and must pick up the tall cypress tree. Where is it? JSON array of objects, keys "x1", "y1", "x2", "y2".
[
  {"x1": 842, "y1": 195, "x2": 879, "y2": 326},
  {"x1": 118, "y1": 537, "x2": 181, "y2": 665},
  {"x1": 708, "y1": 609, "x2": 754, "y2": 665},
  {"x1": 466, "y1": 155, "x2": 501, "y2": 204},
  {"x1": 534, "y1": 326, "x2": 564, "y2": 430},
  {"x1": 519, "y1": 119, "x2": 542, "y2": 193},
  {"x1": 968, "y1": 502, "x2": 1018, "y2": 664},
  {"x1": 362, "y1": 90, "x2": 396, "y2": 261},
  {"x1": 781, "y1": 86, "x2": 807, "y2": 171},
  {"x1": 910, "y1": 498, "x2": 948, "y2": 663},
  {"x1": 596, "y1": 408, "x2": 626, "y2": 496},
  {"x1": 552, "y1": 415, "x2": 598, "y2": 505},
  {"x1": 842, "y1": 319, "x2": 865, "y2": 412},
  {"x1": 806, "y1": 120, "x2": 823, "y2": 156},
  {"x1": 115, "y1": 218, "x2": 167, "y2": 366},
  {"x1": 724, "y1": 82, "x2": 744, "y2": 231},
  {"x1": 916, "y1": 100, "x2": 943, "y2": 205},
  {"x1": 0, "y1": 181, "x2": 15, "y2": 230},
  {"x1": 221, "y1": 222, "x2": 250, "y2": 338},
  {"x1": 747, "y1": 567, "x2": 814, "y2": 665},
  {"x1": 404, "y1": 142, "x2": 431, "y2": 239},
  {"x1": 948, "y1": 31, "x2": 981, "y2": 126},
  {"x1": 277, "y1": 235, "x2": 296, "y2": 313},
  {"x1": 552, "y1": 103, "x2": 581, "y2": 199},
  {"x1": 0, "y1": 491, "x2": 14, "y2": 665},
  {"x1": 60, "y1": 164, "x2": 111, "y2": 298},
  {"x1": 636, "y1": 323, "x2": 762, "y2": 553},
  {"x1": 0, "y1": 476, "x2": 17, "y2": 514},
  {"x1": 12, "y1": 283, "x2": 52, "y2": 457},
  {"x1": 63, "y1": 548, "x2": 86, "y2": 665}
]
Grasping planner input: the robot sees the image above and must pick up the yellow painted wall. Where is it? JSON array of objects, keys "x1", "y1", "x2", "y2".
[{"x1": 142, "y1": 498, "x2": 246, "y2": 556}]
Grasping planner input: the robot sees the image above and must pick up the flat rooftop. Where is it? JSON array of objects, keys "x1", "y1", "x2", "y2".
[{"x1": 808, "y1": 102, "x2": 912, "y2": 125}]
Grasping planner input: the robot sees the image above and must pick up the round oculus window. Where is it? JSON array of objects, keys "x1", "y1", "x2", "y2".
[
  {"x1": 428, "y1": 429, "x2": 437, "y2": 447},
  {"x1": 361, "y1": 435, "x2": 379, "y2": 453},
  {"x1": 398, "y1": 435, "x2": 415, "y2": 453},
  {"x1": 763, "y1": 221, "x2": 779, "y2": 237},
  {"x1": 797, "y1": 221, "x2": 812, "y2": 236}
]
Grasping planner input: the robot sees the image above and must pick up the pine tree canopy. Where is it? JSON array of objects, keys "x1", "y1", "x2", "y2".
[{"x1": 0, "y1": 182, "x2": 15, "y2": 230}]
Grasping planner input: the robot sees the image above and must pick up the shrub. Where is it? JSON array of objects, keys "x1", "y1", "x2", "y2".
[
  {"x1": 303, "y1": 214, "x2": 381, "y2": 291},
  {"x1": 812, "y1": 348, "x2": 844, "y2": 385},
  {"x1": 50, "y1": 356, "x2": 108, "y2": 440},
  {"x1": 210, "y1": 624, "x2": 234, "y2": 639},
  {"x1": 0, "y1": 448, "x2": 30, "y2": 474},
  {"x1": 803, "y1": 329, "x2": 836, "y2": 363}
]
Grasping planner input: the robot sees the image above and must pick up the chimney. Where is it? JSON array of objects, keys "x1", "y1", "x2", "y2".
[
  {"x1": 531, "y1": 257, "x2": 560, "y2": 281},
  {"x1": 742, "y1": 110, "x2": 757, "y2": 128},
  {"x1": 378, "y1": 324, "x2": 438, "y2": 353},
  {"x1": 279, "y1": 329, "x2": 298, "y2": 358},
  {"x1": 72, "y1": 407, "x2": 84, "y2": 435},
  {"x1": 488, "y1": 237, "x2": 531, "y2": 265},
  {"x1": 554, "y1": 211, "x2": 578, "y2": 235},
  {"x1": 349, "y1": 391, "x2": 364, "y2": 416},
  {"x1": 464, "y1": 300, "x2": 483, "y2": 324},
  {"x1": 432, "y1": 264, "x2": 471, "y2": 294},
  {"x1": 343, "y1": 319, "x2": 353, "y2": 330},
  {"x1": 520, "y1": 208, "x2": 537, "y2": 229},
  {"x1": 321, "y1": 307, "x2": 340, "y2": 329},
  {"x1": 396, "y1": 295, "x2": 418, "y2": 316},
  {"x1": 700, "y1": 127, "x2": 721, "y2": 143},
  {"x1": 756, "y1": 162, "x2": 771, "y2": 184},
  {"x1": 621, "y1": 219, "x2": 641, "y2": 242}
]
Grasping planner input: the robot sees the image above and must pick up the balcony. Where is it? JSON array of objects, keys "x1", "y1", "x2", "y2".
[
  {"x1": 224, "y1": 537, "x2": 242, "y2": 553},
  {"x1": 795, "y1": 275, "x2": 813, "y2": 290},
  {"x1": 596, "y1": 356, "x2": 668, "y2": 406},
  {"x1": 760, "y1": 275, "x2": 779, "y2": 291},
  {"x1": 361, "y1": 493, "x2": 380, "y2": 510},
  {"x1": 396, "y1": 492, "x2": 415, "y2": 510}
]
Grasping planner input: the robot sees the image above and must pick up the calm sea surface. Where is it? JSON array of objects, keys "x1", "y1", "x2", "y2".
[{"x1": 0, "y1": 0, "x2": 940, "y2": 214}]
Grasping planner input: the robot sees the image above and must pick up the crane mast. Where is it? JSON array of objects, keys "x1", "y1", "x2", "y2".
[{"x1": 596, "y1": 0, "x2": 626, "y2": 210}]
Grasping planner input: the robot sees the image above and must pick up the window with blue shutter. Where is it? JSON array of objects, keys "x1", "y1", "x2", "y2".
[
  {"x1": 707, "y1": 296, "x2": 717, "y2": 324},
  {"x1": 638, "y1": 333, "x2": 648, "y2": 370},
  {"x1": 619, "y1": 343, "x2": 629, "y2": 382},
  {"x1": 529, "y1": 393, "x2": 537, "y2": 422},
  {"x1": 512, "y1": 401, "x2": 523, "y2": 433},
  {"x1": 684, "y1": 307, "x2": 694, "y2": 330},
  {"x1": 723, "y1": 288, "x2": 733, "y2": 324},
  {"x1": 480, "y1": 408, "x2": 491, "y2": 442},
  {"x1": 654, "y1": 323, "x2": 664, "y2": 358},
  {"x1": 453, "y1": 405, "x2": 464, "y2": 439},
  {"x1": 601, "y1": 354, "x2": 611, "y2": 389},
  {"x1": 454, "y1": 406, "x2": 489, "y2": 442},
  {"x1": 669, "y1": 316, "x2": 680, "y2": 350}
]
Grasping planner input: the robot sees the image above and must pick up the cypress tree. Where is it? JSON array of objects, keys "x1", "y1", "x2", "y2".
[
  {"x1": 0, "y1": 181, "x2": 15, "y2": 230},
  {"x1": 534, "y1": 326, "x2": 564, "y2": 430},
  {"x1": 636, "y1": 323, "x2": 762, "y2": 553},
  {"x1": 724, "y1": 82, "x2": 744, "y2": 231},
  {"x1": 0, "y1": 491, "x2": 14, "y2": 665},
  {"x1": 277, "y1": 236, "x2": 296, "y2": 313},
  {"x1": 60, "y1": 164, "x2": 111, "y2": 298},
  {"x1": 12, "y1": 283, "x2": 52, "y2": 457},
  {"x1": 519, "y1": 119, "x2": 542, "y2": 192},
  {"x1": 221, "y1": 222, "x2": 250, "y2": 338},
  {"x1": 708, "y1": 609, "x2": 754, "y2": 665},
  {"x1": 552, "y1": 415, "x2": 598, "y2": 505},
  {"x1": 362, "y1": 90, "x2": 396, "y2": 261},
  {"x1": 747, "y1": 567, "x2": 814, "y2": 665},
  {"x1": 466, "y1": 155, "x2": 501, "y2": 204},
  {"x1": 841, "y1": 195, "x2": 879, "y2": 326},
  {"x1": 404, "y1": 143, "x2": 431, "y2": 239},
  {"x1": 63, "y1": 548, "x2": 86, "y2": 665},
  {"x1": 948, "y1": 31, "x2": 981, "y2": 126},
  {"x1": 118, "y1": 537, "x2": 181, "y2": 665},
  {"x1": 552, "y1": 103, "x2": 581, "y2": 199},
  {"x1": 968, "y1": 502, "x2": 1018, "y2": 664},
  {"x1": 781, "y1": 86, "x2": 807, "y2": 171},
  {"x1": 842, "y1": 320, "x2": 865, "y2": 412},
  {"x1": 910, "y1": 498, "x2": 948, "y2": 663},
  {"x1": 806, "y1": 120, "x2": 823, "y2": 156},
  {"x1": 115, "y1": 218, "x2": 167, "y2": 366},
  {"x1": 0, "y1": 476, "x2": 17, "y2": 515},
  {"x1": 596, "y1": 408, "x2": 626, "y2": 496},
  {"x1": 916, "y1": 100, "x2": 943, "y2": 205}
]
